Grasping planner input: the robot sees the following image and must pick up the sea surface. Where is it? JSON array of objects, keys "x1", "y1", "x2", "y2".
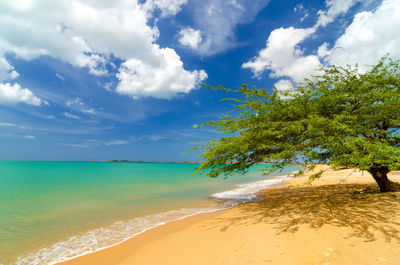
[{"x1": 0, "y1": 161, "x2": 301, "y2": 265}]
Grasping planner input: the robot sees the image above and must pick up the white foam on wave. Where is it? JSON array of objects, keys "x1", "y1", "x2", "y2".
[
  {"x1": 14, "y1": 207, "x2": 223, "y2": 265},
  {"x1": 211, "y1": 174, "x2": 290, "y2": 202}
]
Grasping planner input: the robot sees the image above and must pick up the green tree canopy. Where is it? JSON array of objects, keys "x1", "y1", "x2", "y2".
[{"x1": 195, "y1": 57, "x2": 400, "y2": 192}]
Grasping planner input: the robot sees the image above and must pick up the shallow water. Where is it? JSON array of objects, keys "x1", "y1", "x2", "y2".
[{"x1": 0, "y1": 161, "x2": 301, "y2": 265}]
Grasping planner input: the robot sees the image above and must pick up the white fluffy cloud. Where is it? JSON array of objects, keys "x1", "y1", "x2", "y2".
[
  {"x1": 0, "y1": 57, "x2": 19, "y2": 82},
  {"x1": 0, "y1": 83, "x2": 47, "y2": 106},
  {"x1": 274, "y1": 79, "x2": 294, "y2": 93},
  {"x1": 273, "y1": 79, "x2": 297, "y2": 99},
  {"x1": 242, "y1": 27, "x2": 320, "y2": 82},
  {"x1": 243, "y1": 0, "x2": 396, "y2": 86},
  {"x1": 178, "y1": 28, "x2": 202, "y2": 49},
  {"x1": 0, "y1": 1, "x2": 157, "y2": 72},
  {"x1": 0, "y1": 0, "x2": 205, "y2": 100},
  {"x1": 0, "y1": 54, "x2": 43, "y2": 106},
  {"x1": 316, "y1": 0, "x2": 363, "y2": 27},
  {"x1": 144, "y1": 0, "x2": 187, "y2": 17},
  {"x1": 321, "y1": 0, "x2": 400, "y2": 71},
  {"x1": 116, "y1": 47, "x2": 207, "y2": 99}
]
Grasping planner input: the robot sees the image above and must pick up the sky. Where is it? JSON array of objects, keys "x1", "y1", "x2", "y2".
[{"x1": 0, "y1": 0, "x2": 399, "y2": 161}]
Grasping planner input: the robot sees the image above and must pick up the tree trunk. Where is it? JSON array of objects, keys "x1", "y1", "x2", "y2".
[{"x1": 368, "y1": 166, "x2": 392, "y2": 192}]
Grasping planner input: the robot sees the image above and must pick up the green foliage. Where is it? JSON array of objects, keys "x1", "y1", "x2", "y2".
[{"x1": 194, "y1": 56, "x2": 400, "y2": 179}]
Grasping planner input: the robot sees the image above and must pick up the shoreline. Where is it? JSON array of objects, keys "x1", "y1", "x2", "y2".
[
  {"x1": 53, "y1": 169, "x2": 299, "y2": 265},
  {"x1": 48, "y1": 208, "x2": 224, "y2": 265},
  {"x1": 7, "y1": 163, "x2": 300, "y2": 265},
  {"x1": 54, "y1": 167, "x2": 303, "y2": 265},
  {"x1": 7, "y1": 166, "x2": 299, "y2": 265},
  {"x1": 58, "y1": 165, "x2": 400, "y2": 265},
  {"x1": 56, "y1": 210, "x2": 225, "y2": 265}
]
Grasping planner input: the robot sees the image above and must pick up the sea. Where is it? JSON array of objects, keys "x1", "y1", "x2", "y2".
[{"x1": 0, "y1": 161, "x2": 302, "y2": 265}]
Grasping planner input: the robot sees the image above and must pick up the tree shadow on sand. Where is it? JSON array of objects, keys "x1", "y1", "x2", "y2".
[{"x1": 210, "y1": 184, "x2": 400, "y2": 242}]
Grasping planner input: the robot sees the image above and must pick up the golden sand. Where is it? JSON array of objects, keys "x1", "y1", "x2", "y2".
[{"x1": 59, "y1": 165, "x2": 400, "y2": 265}]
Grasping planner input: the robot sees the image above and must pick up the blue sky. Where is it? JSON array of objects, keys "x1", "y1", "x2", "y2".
[{"x1": 0, "y1": 0, "x2": 399, "y2": 161}]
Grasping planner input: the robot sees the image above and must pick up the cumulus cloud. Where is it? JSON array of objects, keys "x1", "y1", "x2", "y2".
[
  {"x1": 188, "y1": 0, "x2": 271, "y2": 55},
  {"x1": 321, "y1": 0, "x2": 400, "y2": 71},
  {"x1": 274, "y1": 79, "x2": 294, "y2": 94},
  {"x1": 0, "y1": 56, "x2": 44, "y2": 106},
  {"x1": 9, "y1": 70, "x2": 19, "y2": 79},
  {"x1": 242, "y1": 27, "x2": 320, "y2": 82},
  {"x1": 0, "y1": 1, "x2": 155, "y2": 72},
  {"x1": 242, "y1": 0, "x2": 391, "y2": 86},
  {"x1": 116, "y1": 47, "x2": 207, "y2": 99},
  {"x1": 0, "y1": 83, "x2": 47, "y2": 106},
  {"x1": 0, "y1": 57, "x2": 19, "y2": 81},
  {"x1": 0, "y1": 0, "x2": 205, "y2": 100},
  {"x1": 315, "y1": 0, "x2": 363, "y2": 27},
  {"x1": 178, "y1": 28, "x2": 202, "y2": 49},
  {"x1": 144, "y1": 0, "x2": 187, "y2": 17}
]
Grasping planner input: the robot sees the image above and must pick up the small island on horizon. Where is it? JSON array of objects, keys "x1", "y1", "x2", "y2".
[
  {"x1": 88, "y1": 160, "x2": 309, "y2": 166},
  {"x1": 89, "y1": 160, "x2": 200, "y2": 163}
]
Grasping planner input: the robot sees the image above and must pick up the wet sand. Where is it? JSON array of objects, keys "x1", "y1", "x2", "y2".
[{"x1": 59, "y1": 165, "x2": 400, "y2": 265}]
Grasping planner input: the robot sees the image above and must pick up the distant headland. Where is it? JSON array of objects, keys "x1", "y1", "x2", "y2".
[
  {"x1": 89, "y1": 160, "x2": 307, "y2": 165},
  {"x1": 89, "y1": 160, "x2": 199, "y2": 163}
]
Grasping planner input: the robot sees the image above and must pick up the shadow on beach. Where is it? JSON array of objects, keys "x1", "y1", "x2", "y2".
[{"x1": 210, "y1": 184, "x2": 400, "y2": 242}]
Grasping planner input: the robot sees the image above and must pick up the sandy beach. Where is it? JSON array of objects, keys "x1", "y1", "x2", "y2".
[{"x1": 59, "y1": 165, "x2": 400, "y2": 265}]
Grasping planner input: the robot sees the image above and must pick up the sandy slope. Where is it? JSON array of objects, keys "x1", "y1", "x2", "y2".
[{"x1": 60, "y1": 165, "x2": 400, "y2": 265}]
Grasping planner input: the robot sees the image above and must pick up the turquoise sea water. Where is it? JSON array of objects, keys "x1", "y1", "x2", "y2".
[{"x1": 0, "y1": 161, "x2": 301, "y2": 265}]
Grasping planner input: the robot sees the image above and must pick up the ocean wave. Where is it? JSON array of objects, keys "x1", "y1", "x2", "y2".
[
  {"x1": 14, "y1": 207, "x2": 223, "y2": 265},
  {"x1": 211, "y1": 174, "x2": 291, "y2": 203}
]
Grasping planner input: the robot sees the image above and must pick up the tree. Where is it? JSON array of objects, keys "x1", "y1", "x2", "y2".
[{"x1": 194, "y1": 57, "x2": 400, "y2": 192}]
